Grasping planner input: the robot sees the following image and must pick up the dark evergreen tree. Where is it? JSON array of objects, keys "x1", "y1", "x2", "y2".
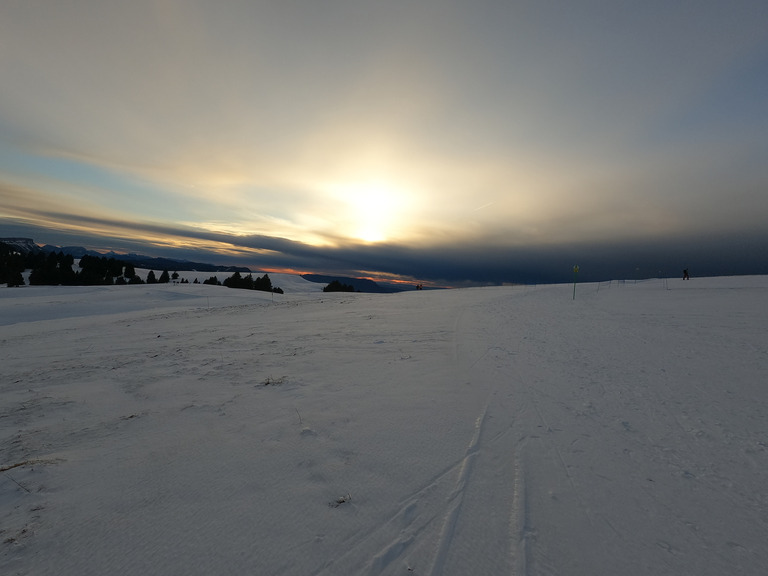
[
  {"x1": 223, "y1": 271, "x2": 242, "y2": 288},
  {"x1": 107, "y1": 257, "x2": 123, "y2": 279},
  {"x1": 0, "y1": 242, "x2": 26, "y2": 286},
  {"x1": 27, "y1": 266, "x2": 46, "y2": 285},
  {"x1": 159, "y1": 270, "x2": 170, "y2": 283},
  {"x1": 146, "y1": 270, "x2": 158, "y2": 284},
  {"x1": 77, "y1": 255, "x2": 111, "y2": 285},
  {"x1": 323, "y1": 280, "x2": 356, "y2": 292},
  {"x1": 222, "y1": 271, "x2": 279, "y2": 293},
  {"x1": 59, "y1": 253, "x2": 77, "y2": 285},
  {"x1": 254, "y1": 273, "x2": 273, "y2": 292},
  {"x1": 6, "y1": 269, "x2": 24, "y2": 287},
  {"x1": 29, "y1": 252, "x2": 56, "y2": 285}
]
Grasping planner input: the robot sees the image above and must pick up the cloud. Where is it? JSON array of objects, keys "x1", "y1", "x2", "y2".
[{"x1": 5, "y1": 211, "x2": 768, "y2": 288}]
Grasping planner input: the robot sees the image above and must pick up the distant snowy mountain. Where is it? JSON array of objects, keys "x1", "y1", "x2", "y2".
[
  {"x1": 40, "y1": 244, "x2": 101, "y2": 258},
  {"x1": 0, "y1": 237, "x2": 42, "y2": 254}
]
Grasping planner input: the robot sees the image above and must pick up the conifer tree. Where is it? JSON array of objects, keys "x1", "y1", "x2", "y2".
[{"x1": 6, "y1": 269, "x2": 24, "y2": 287}]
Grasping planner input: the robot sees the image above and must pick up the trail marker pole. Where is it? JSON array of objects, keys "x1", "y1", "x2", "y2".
[{"x1": 572, "y1": 265, "x2": 579, "y2": 300}]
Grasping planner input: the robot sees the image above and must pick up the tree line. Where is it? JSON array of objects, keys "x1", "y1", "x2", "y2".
[
  {"x1": 203, "y1": 271, "x2": 283, "y2": 294},
  {"x1": 323, "y1": 280, "x2": 356, "y2": 292},
  {"x1": 1, "y1": 244, "x2": 282, "y2": 293}
]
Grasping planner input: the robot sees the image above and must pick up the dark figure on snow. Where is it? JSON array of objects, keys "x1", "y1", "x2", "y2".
[{"x1": 683, "y1": 269, "x2": 690, "y2": 280}]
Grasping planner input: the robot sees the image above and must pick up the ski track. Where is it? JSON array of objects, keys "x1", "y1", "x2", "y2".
[
  {"x1": 308, "y1": 456, "x2": 462, "y2": 576},
  {"x1": 299, "y1": 292, "x2": 526, "y2": 576},
  {"x1": 428, "y1": 399, "x2": 490, "y2": 576},
  {"x1": 427, "y1": 292, "x2": 526, "y2": 576}
]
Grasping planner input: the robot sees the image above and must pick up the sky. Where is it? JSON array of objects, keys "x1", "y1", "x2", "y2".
[{"x1": 2, "y1": 0, "x2": 768, "y2": 285}]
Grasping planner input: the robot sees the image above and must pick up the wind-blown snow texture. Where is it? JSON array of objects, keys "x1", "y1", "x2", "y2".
[{"x1": 2, "y1": 275, "x2": 767, "y2": 575}]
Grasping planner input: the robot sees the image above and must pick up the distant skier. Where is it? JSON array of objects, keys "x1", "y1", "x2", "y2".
[{"x1": 683, "y1": 268, "x2": 690, "y2": 280}]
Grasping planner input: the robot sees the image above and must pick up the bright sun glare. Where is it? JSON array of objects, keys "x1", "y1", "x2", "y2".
[{"x1": 336, "y1": 181, "x2": 404, "y2": 243}]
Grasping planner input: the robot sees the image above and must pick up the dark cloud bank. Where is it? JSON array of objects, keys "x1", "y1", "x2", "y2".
[{"x1": 4, "y1": 219, "x2": 767, "y2": 286}]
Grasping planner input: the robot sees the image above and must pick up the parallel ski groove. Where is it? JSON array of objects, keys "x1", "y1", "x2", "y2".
[{"x1": 428, "y1": 401, "x2": 490, "y2": 576}]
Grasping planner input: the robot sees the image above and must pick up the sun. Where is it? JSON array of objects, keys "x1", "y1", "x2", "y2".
[
  {"x1": 350, "y1": 185, "x2": 391, "y2": 242},
  {"x1": 335, "y1": 180, "x2": 404, "y2": 243}
]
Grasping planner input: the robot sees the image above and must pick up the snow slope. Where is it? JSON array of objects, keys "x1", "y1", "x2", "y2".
[{"x1": 2, "y1": 276, "x2": 767, "y2": 575}]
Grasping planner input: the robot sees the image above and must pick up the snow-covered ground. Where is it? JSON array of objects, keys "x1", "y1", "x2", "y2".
[{"x1": 2, "y1": 275, "x2": 767, "y2": 575}]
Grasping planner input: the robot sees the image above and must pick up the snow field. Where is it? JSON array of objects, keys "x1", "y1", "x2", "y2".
[{"x1": 2, "y1": 276, "x2": 767, "y2": 575}]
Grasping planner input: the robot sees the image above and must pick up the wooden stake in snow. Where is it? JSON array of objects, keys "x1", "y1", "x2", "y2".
[{"x1": 573, "y1": 264, "x2": 579, "y2": 300}]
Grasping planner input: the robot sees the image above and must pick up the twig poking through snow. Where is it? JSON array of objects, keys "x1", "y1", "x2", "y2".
[{"x1": 329, "y1": 493, "x2": 352, "y2": 508}]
